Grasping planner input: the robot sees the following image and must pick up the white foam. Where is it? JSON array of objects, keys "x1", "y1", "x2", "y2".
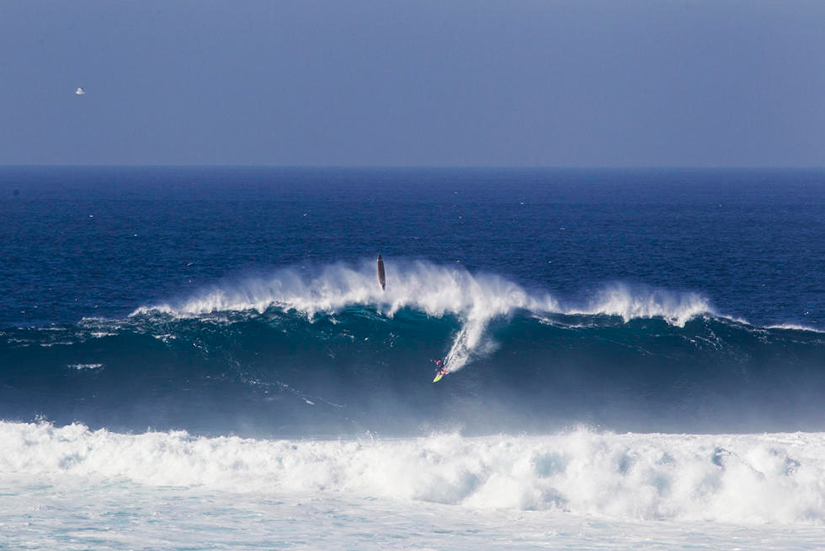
[
  {"x1": 2, "y1": 421, "x2": 824, "y2": 525},
  {"x1": 130, "y1": 261, "x2": 723, "y2": 373},
  {"x1": 67, "y1": 363, "x2": 103, "y2": 370},
  {"x1": 133, "y1": 261, "x2": 561, "y2": 372},
  {"x1": 766, "y1": 323, "x2": 825, "y2": 334},
  {"x1": 569, "y1": 283, "x2": 715, "y2": 327}
]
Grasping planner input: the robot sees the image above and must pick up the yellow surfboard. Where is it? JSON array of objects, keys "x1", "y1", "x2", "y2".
[{"x1": 433, "y1": 371, "x2": 446, "y2": 383}]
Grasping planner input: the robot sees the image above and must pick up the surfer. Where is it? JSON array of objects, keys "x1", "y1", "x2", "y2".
[{"x1": 432, "y1": 359, "x2": 448, "y2": 381}]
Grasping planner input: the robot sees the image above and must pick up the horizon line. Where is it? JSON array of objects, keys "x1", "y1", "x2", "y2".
[{"x1": 2, "y1": 164, "x2": 825, "y2": 171}]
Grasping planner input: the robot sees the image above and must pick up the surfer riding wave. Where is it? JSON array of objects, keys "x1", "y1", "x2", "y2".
[{"x1": 432, "y1": 359, "x2": 448, "y2": 382}]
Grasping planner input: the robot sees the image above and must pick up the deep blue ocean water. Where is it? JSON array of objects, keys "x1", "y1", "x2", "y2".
[{"x1": 2, "y1": 167, "x2": 824, "y2": 436}]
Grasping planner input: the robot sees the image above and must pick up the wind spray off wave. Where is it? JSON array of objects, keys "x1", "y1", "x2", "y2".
[{"x1": 133, "y1": 260, "x2": 717, "y2": 373}]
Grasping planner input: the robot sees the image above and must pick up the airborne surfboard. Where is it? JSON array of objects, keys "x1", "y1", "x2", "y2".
[
  {"x1": 377, "y1": 254, "x2": 386, "y2": 291},
  {"x1": 433, "y1": 368, "x2": 447, "y2": 383}
]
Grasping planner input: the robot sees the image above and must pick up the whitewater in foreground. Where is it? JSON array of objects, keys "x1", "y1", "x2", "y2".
[{"x1": 3, "y1": 421, "x2": 825, "y2": 549}]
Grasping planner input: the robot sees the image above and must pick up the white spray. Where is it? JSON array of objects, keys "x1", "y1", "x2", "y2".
[{"x1": 132, "y1": 260, "x2": 716, "y2": 374}]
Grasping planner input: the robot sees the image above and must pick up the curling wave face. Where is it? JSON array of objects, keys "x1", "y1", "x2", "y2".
[{"x1": 3, "y1": 421, "x2": 825, "y2": 525}]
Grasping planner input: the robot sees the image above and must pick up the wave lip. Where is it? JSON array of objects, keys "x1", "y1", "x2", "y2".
[
  {"x1": 568, "y1": 283, "x2": 715, "y2": 327},
  {"x1": 130, "y1": 261, "x2": 740, "y2": 374},
  {"x1": 765, "y1": 323, "x2": 825, "y2": 334},
  {"x1": 3, "y1": 421, "x2": 825, "y2": 525},
  {"x1": 133, "y1": 261, "x2": 559, "y2": 319},
  {"x1": 132, "y1": 264, "x2": 721, "y2": 331},
  {"x1": 132, "y1": 260, "x2": 562, "y2": 373}
]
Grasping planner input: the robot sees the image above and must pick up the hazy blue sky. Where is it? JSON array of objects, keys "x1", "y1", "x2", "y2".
[{"x1": 2, "y1": 1, "x2": 824, "y2": 166}]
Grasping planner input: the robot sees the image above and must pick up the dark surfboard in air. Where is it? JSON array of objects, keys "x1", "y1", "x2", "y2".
[{"x1": 377, "y1": 254, "x2": 386, "y2": 291}]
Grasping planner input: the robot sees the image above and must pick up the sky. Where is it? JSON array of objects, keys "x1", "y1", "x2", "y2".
[{"x1": 2, "y1": 0, "x2": 824, "y2": 167}]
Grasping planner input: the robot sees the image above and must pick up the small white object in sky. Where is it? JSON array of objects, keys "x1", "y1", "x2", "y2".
[{"x1": 75, "y1": 87, "x2": 86, "y2": 95}]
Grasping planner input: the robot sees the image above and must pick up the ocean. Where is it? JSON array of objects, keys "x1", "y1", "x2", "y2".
[{"x1": 2, "y1": 166, "x2": 825, "y2": 549}]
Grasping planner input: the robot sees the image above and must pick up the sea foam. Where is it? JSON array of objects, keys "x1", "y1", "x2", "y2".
[{"x1": 2, "y1": 421, "x2": 824, "y2": 525}]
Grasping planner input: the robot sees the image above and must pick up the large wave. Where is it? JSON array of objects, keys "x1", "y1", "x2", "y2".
[
  {"x1": 2, "y1": 261, "x2": 825, "y2": 436},
  {"x1": 3, "y1": 421, "x2": 825, "y2": 525},
  {"x1": 133, "y1": 260, "x2": 721, "y2": 373}
]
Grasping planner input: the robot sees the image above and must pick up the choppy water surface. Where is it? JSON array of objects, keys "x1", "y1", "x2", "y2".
[{"x1": 2, "y1": 167, "x2": 825, "y2": 548}]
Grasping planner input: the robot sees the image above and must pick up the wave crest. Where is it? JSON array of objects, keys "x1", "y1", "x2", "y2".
[
  {"x1": 132, "y1": 261, "x2": 720, "y2": 372},
  {"x1": 572, "y1": 283, "x2": 715, "y2": 327}
]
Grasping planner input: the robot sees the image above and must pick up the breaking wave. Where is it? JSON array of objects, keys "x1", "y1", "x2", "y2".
[
  {"x1": 132, "y1": 260, "x2": 715, "y2": 373},
  {"x1": 3, "y1": 421, "x2": 825, "y2": 525},
  {"x1": 3, "y1": 261, "x2": 825, "y2": 436}
]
